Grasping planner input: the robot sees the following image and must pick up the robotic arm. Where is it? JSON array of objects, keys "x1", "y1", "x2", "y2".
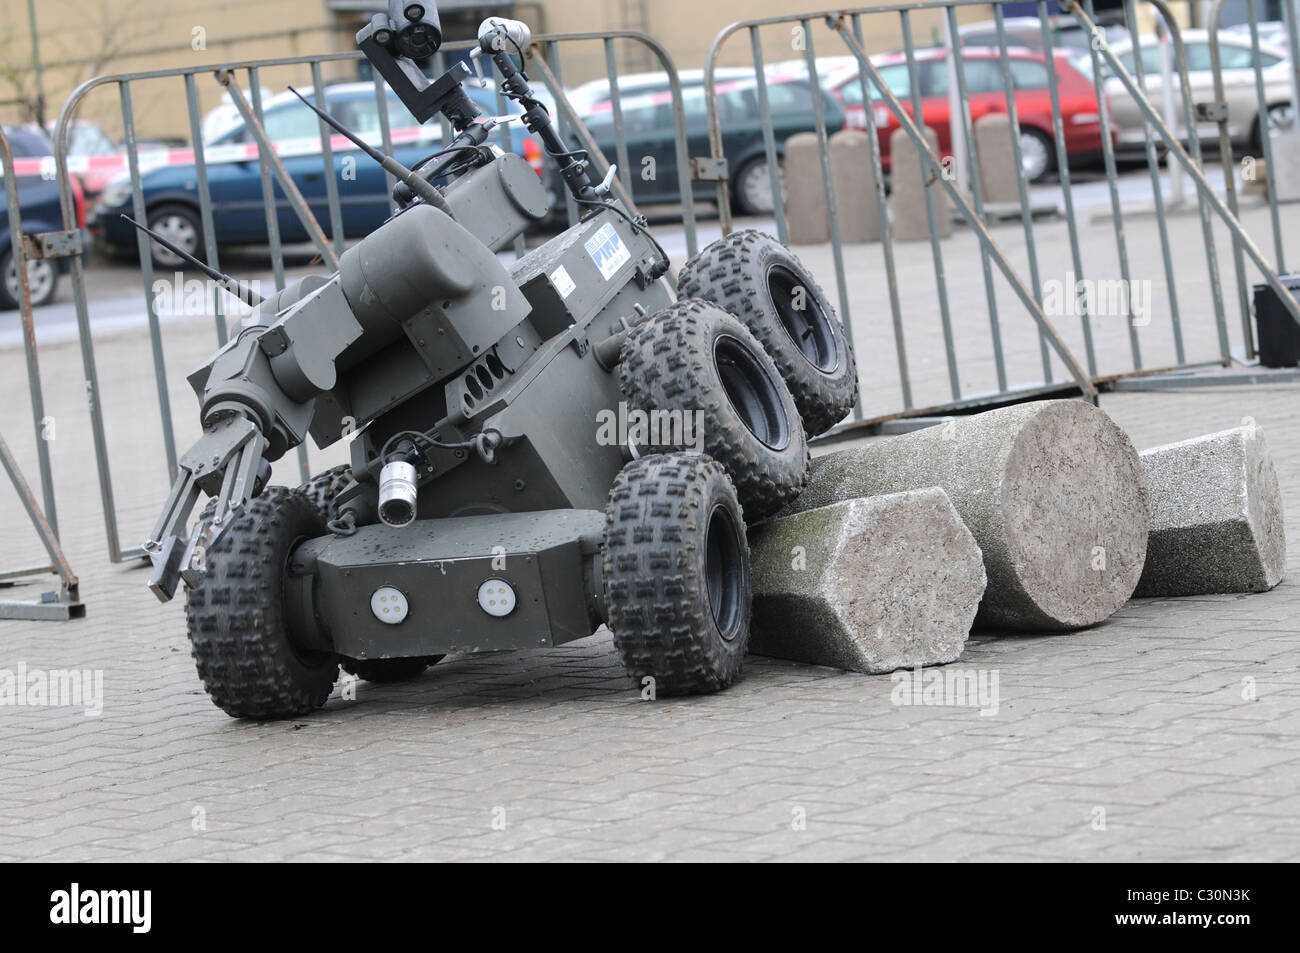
[
  {"x1": 146, "y1": 2, "x2": 608, "y2": 603},
  {"x1": 147, "y1": 279, "x2": 365, "y2": 603}
]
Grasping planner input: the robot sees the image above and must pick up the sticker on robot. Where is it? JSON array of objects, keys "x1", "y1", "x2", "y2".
[
  {"x1": 584, "y1": 222, "x2": 631, "y2": 280},
  {"x1": 550, "y1": 265, "x2": 577, "y2": 299}
]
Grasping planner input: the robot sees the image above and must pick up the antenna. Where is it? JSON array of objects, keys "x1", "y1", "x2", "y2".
[
  {"x1": 285, "y1": 86, "x2": 454, "y2": 215},
  {"x1": 120, "y1": 215, "x2": 265, "y2": 307}
]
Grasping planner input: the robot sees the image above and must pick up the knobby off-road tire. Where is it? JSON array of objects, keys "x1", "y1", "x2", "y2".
[
  {"x1": 618, "y1": 299, "x2": 809, "y2": 521},
  {"x1": 185, "y1": 486, "x2": 339, "y2": 719},
  {"x1": 297, "y1": 464, "x2": 353, "y2": 524},
  {"x1": 342, "y1": 657, "x2": 443, "y2": 683},
  {"x1": 603, "y1": 453, "x2": 752, "y2": 695},
  {"x1": 677, "y1": 230, "x2": 859, "y2": 436}
]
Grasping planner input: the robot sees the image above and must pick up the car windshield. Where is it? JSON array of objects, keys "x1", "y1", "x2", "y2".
[
  {"x1": 1075, "y1": 38, "x2": 1284, "y2": 80},
  {"x1": 207, "y1": 84, "x2": 516, "y2": 146},
  {"x1": 582, "y1": 78, "x2": 823, "y2": 134}
]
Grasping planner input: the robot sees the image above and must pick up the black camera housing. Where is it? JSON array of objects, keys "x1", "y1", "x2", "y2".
[{"x1": 357, "y1": 1, "x2": 481, "y2": 128}]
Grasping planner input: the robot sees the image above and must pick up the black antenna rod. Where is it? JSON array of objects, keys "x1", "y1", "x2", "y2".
[
  {"x1": 120, "y1": 215, "x2": 265, "y2": 307},
  {"x1": 286, "y1": 85, "x2": 454, "y2": 216}
]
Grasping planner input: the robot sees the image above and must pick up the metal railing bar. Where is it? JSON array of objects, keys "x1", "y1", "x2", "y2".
[
  {"x1": 1037, "y1": 0, "x2": 1096, "y2": 375},
  {"x1": 901, "y1": 10, "x2": 961, "y2": 399},
  {"x1": 850, "y1": 11, "x2": 911, "y2": 411}
]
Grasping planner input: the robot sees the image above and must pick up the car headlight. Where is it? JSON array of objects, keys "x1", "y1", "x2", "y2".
[{"x1": 97, "y1": 177, "x2": 133, "y2": 210}]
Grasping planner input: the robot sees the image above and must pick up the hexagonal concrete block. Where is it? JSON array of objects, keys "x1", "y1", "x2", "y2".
[
  {"x1": 748, "y1": 488, "x2": 986, "y2": 674},
  {"x1": 780, "y1": 400, "x2": 1151, "y2": 631},
  {"x1": 1135, "y1": 426, "x2": 1286, "y2": 596}
]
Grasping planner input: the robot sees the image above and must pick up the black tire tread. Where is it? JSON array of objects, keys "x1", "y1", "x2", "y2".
[
  {"x1": 603, "y1": 453, "x2": 751, "y2": 695},
  {"x1": 297, "y1": 464, "x2": 353, "y2": 524},
  {"x1": 677, "y1": 229, "x2": 858, "y2": 436},
  {"x1": 185, "y1": 486, "x2": 338, "y2": 719},
  {"x1": 618, "y1": 298, "x2": 809, "y2": 520}
]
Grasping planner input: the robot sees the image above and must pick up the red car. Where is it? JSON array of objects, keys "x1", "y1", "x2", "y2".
[{"x1": 825, "y1": 47, "x2": 1112, "y2": 182}]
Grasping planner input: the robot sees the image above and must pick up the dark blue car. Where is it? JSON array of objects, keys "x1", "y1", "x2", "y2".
[
  {"x1": 90, "y1": 82, "x2": 545, "y2": 269},
  {"x1": 2, "y1": 126, "x2": 87, "y2": 310}
]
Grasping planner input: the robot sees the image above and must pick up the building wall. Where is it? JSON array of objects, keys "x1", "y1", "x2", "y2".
[{"x1": 0, "y1": 0, "x2": 995, "y2": 142}]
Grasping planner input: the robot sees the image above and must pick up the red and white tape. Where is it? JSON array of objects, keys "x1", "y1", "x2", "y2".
[{"x1": 1, "y1": 125, "x2": 442, "y2": 181}]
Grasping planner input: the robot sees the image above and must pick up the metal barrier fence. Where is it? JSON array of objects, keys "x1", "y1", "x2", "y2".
[
  {"x1": 701, "y1": 0, "x2": 1300, "y2": 424},
  {"x1": 0, "y1": 126, "x2": 83, "y2": 621},
  {"x1": 13, "y1": 6, "x2": 1300, "y2": 566},
  {"x1": 49, "y1": 31, "x2": 694, "y2": 564}
]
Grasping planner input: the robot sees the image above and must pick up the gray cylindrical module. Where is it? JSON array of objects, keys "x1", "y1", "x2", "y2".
[{"x1": 779, "y1": 400, "x2": 1150, "y2": 631}]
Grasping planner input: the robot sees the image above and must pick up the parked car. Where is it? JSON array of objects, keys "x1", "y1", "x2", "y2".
[
  {"x1": 47, "y1": 118, "x2": 171, "y2": 200},
  {"x1": 1, "y1": 126, "x2": 88, "y2": 310},
  {"x1": 823, "y1": 46, "x2": 1111, "y2": 182},
  {"x1": 1224, "y1": 20, "x2": 1292, "y2": 57},
  {"x1": 571, "y1": 69, "x2": 846, "y2": 215},
  {"x1": 90, "y1": 82, "x2": 545, "y2": 269},
  {"x1": 1071, "y1": 30, "x2": 1293, "y2": 153}
]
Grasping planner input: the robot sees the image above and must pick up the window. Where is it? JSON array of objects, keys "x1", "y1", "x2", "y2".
[
  {"x1": 874, "y1": 64, "x2": 913, "y2": 99},
  {"x1": 583, "y1": 90, "x2": 670, "y2": 136},
  {"x1": 2, "y1": 129, "x2": 52, "y2": 158},
  {"x1": 960, "y1": 59, "x2": 1004, "y2": 95},
  {"x1": 333, "y1": 98, "x2": 381, "y2": 136},
  {"x1": 261, "y1": 102, "x2": 327, "y2": 141},
  {"x1": 1116, "y1": 47, "x2": 1161, "y2": 76},
  {"x1": 764, "y1": 81, "x2": 816, "y2": 115},
  {"x1": 1009, "y1": 59, "x2": 1049, "y2": 89}
]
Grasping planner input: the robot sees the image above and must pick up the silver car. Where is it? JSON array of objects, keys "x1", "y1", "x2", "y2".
[{"x1": 1072, "y1": 29, "x2": 1293, "y2": 152}]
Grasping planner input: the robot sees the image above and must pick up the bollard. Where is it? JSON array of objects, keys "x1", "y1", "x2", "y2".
[
  {"x1": 749, "y1": 488, "x2": 985, "y2": 674},
  {"x1": 779, "y1": 400, "x2": 1150, "y2": 631},
  {"x1": 1135, "y1": 426, "x2": 1286, "y2": 597},
  {"x1": 890, "y1": 125, "x2": 950, "y2": 241},
  {"x1": 828, "y1": 129, "x2": 881, "y2": 243},
  {"x1": 1269, "y1": 128, "x2": 1300, "y2": 202},
  {"x1": 783, "y1": 132, "x2": 829, "y2": 244},
  {"x1": 974, "y1": 113, "x2": 1019, "y2": 205}
]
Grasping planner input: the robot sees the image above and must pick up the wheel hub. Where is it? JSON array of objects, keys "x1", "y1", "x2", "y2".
[
  {"x1": 767, "y1": 263, "x2": 839, "y2": 373},
  {"x1": 713, "y1": 333, "x2": 791, "y2": 451}
]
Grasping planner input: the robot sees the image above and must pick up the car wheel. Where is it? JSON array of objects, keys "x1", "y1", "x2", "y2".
[
  {"x1": 0, "y1": 248, "x2": 59, "y2": 310},
  {"x1": 145, "y1": 203, "x2": 204, "y2": 270},
  {"x1": 733, "y1": 156, "x2": 779, "y2": 217},
  {"x1": 1019, "y1": 129, "x2": 1054, "y2": 183},
  {"x1": 1263, "y1": 102, "x2": 1295, "y2": 144}
]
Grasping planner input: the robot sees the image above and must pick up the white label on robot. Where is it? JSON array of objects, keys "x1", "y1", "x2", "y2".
[
  {"x1": 584, "y1": 222, "x2": 630, "y2": 280},
  {"x1": 550, "y1": 265, "x2": 576, "y2": 299}
]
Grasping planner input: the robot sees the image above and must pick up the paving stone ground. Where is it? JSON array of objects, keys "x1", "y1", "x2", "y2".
[
  {"x1": 2, "y1": 376, "x2": 1295, "y2": 862},
  {"x1": 1, "y1": 199, "x2": 1298, "y2": 860}
]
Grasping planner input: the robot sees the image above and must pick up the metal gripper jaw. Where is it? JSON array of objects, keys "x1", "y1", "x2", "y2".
[{"x1": 144, "y1": 415, "x2": 269, "y2": 603}]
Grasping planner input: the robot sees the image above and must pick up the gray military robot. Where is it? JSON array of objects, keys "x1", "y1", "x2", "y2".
[{"x1": 143, "y1": 0, "x2": 859, "y2": 718}]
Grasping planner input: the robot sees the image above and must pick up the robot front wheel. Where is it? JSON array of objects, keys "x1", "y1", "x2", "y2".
[
  {"x1": 602, "y1": 453, "x2": 753, "y2": 697},
  {"x1": 184, "y1": 487, "x2": 342, "y2": 720}
]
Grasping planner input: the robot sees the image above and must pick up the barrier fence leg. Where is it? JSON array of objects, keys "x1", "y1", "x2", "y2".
[{"x1": 0, "y1": 430, "x2": 84, "y2": 622}]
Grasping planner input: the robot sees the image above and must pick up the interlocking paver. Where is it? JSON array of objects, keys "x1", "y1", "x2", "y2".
[{"x1": 2, "y1": 264, "x2": 1299, "y2": 860}]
